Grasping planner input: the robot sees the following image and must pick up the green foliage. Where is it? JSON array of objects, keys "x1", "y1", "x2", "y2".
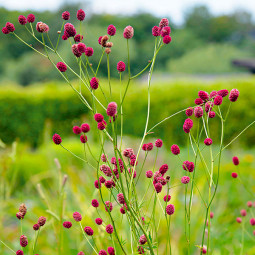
[{"x1": 0, "y1": 78, "x2": 254, "y2": 148}]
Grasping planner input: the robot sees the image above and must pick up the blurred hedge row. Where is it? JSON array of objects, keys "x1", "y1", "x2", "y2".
[{"x1": 0, "y1": 78, "x2": 254, "y2": 147}]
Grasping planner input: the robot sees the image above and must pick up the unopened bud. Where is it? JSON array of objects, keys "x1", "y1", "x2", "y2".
[{"x1": 62, "y1": 174, "x2": 68, "y2": 187}]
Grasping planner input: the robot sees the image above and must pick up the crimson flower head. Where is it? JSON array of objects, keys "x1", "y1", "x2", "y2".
[
  {"x1": 18, "y1": 15, "x2": 27, "y2": 25},
  {"x1": 6, "y1": 22, "x2": 15, "y2": 32},
  {"x1": 250, "y1": 218, "x2": 255, "y2": 226},
  {"x1": 205, "y1": 102, "x2": 213, "y2": 112},
  {"x1": 214, "y1": 95, "x2": 223, "y2": 105},
  {"x1": 62, "y1": 11, "x2": 70, "y2": 20},
  {"x1": 73, "y1": 211, "x2": 82, "y2": 222},
  {"x1": 95, "y1": 218, "x2": 103, "y2": 225},
  {"x1": 105, "y1": 201, "x2": 113, "y2": 212},
  {"x1": 73, "y1": 126, "x2": 81, "y2": 135},
  {"x1": 147, "y1": 142, "x2": 154, "y2": 151},
  {"x1": 117, "y1": 61, "x2": 126, "y2": 72},
  {"x1": 92, "y1": 199, "x2": 99, "y2": 208},
  {"x1": 198, "y1": 90, "x2": 209, "y2": 101},
  {"x1": 72, "y1": 44, "x2": 82, "y2": 57},
  {"x1": 154, "y1": 183, "x2": 162, "y2": 193},
  {"x1": 155, "y1": 139, "x2": 163, "y2": 148},
  {"x1": 2, "y1": 27, "x2": 9, "y2": 34},
  {"x1": 16, "y1": 250, "x2": 24, "y2": 255},
  {"x1": 229, "y1": 88, "x2": 239, "y2": 102},
  {"x1": 81, "y1": 123, "x2": 90, "y2": 133},
  {"x1": 56, "y1": 62, "x2": 67, "y2": 72},
  {"x1": 166, "y1": 204, "x2": 175, "y2": 215},
  {"x1": 152, "y1": 26, "x2": 161, "y2": 37},
  {"x1": 161, "y1": 26, "x2": 171, "y2": 37},
  {"x1": 33, "y1": 224, "x2": 40, "y2": 231},
  {"x1": 94, "y1": 113, "x2": 104, "y2": 122},
  {"x1": 107, "y1": 24, "x2": 116, "y2": 36},
  {"x1": 159, "y1": 164, "x2": 168, "y2": 175},
  {"x1": 90, "y1": 77, "x2": 99, "y2": 90},
  {"x1": 99, "y1": 251, "x2": 107, "y2": 255},
  {"x1": 74, "y1": 34, "x2": 83, "y2": 42},
  {"x1": 52, "y1": 133, "x2": 62, "y2": 145},
  {"x1": 84, "y1": 226, "x2": 94, "y2": 236},
  {"x1": 106, "y1": 224, "x2": 114, "y2": 234},
  {"x1": 63, "y1": 221, "x2": 72, "y2": 228},
  {"x1": 159, "y1": 18, "x2": 169, "y2": 28},
  {"x1": 20, "y1": 235, "x2": 28, "y2": 247},
  {"x1": 107, "y1": 247, "x2": 115, "y2": 255},
  {"x1": 36, "y1": 22, "x2": 49, "y2": 33},
  {"x1": 210, "y1": 90, "x2": 217, "y2": 98},
  {"x1": 171, "y1": 144, "x2": 180, "y2": 155},
  {"x1": 164, "y1": 194, "x2": 171, "y2": 202},
  {"x1": 217, "y1": 89, "x2": 229, "y2": 97},
  {"x1": 78, "y1": 252, "x2": 85, "y2": 255},
  {"x1": 107, "y1": 102, "x2": 117, "y2": 117},
  {"x1": 85, "y1": 47, "x2": 94, "y2": 57},
  {"x1": 146, "y1": 170, "x2": 153, "y2": 178},
  {"x1": 117, "y1": 193, "x2": 125, "y2": 204},
  {"x1": 204, "y1": 138, "x2": 213, "y2": 146},
  {"x1": 98, "y1": 120, "x2": 107, "y2": 130},
  {"x1": 231, "y1": 172, "x2": 238, "y2": 178},
  {"x1": 80, "y1": 134, "x2": 87, "y2": 143},
  {"x1": 232, "y1": 156, "x2": 239, "y2": 166},
  {"x1": 64, "y1": 23, "x2": 76, "y2": 37},
  {"x1": 77, "y1": 9, "x2": 85, "y2": 21},
  {"x1": 27, "y1": 14, "x2": 35, "y2": 23},
  {"x1": 185, "y1": 107, "x2": 193, "y2": 116},
  {"x1": 139, "y1": 234, "x2": 147, "y2": 245},
  {"x1": 123, "y1": 25, "x2": 134, "y2": 39},
  {"x1": 181, "y1": 176, "x2": 190, "y2": 184},
  {"x1": 163, "y1": 35, "x2": 172, "y2": 44},
  {"x1": 194, "y1": 106, "x2": 203, "y2": 118},
  {"x1": 77, "y1": 43, "x2": 86, "y2": 53},
  {"x1": 182, "y1": 161, "x2": 195, "y2": 172},
  {"x1": 208, "y1": 111, "x2": 215, "y2": 118},
  {"x1": 195, "y1": 98, "x2": 203, "y2": 105},
  {"x1": 38, "y1": 216, "x2": 46, "y2": 226}
]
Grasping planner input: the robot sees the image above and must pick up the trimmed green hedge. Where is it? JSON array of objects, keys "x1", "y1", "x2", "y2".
[{"x1": 0, "y1": 78, "x2": 254, "y2": 147}]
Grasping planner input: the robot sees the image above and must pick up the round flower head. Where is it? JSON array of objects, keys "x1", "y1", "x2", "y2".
[
  {"x1": 210, "y1": 212, "x2": 214, "y2": 219},
  {"x1": 64, "y1": 23, "x2": 76, "y2": 37},
  {"x1": 80, "y1": 134, "x2": 87, "y2": 143},
  {"x1": 218, "y1": 89, "x2": 229, "y2": 97},
  {"x1": 100, "y1": 153, "x2": 107, "y2": 161},
  {"x1": 16, "y1": 212, "x2": 24, "y2": 220},
  {"x1": 146, "y1": 170, "x2": 153, "y2": 178},
  {"x1": 210, "y1": 90, "x2": 217, "y2": 98},
  {"x1": 98, "y1": 35, "x2": 103, "y2": 45},
  {"x1": 94, "y1": 180, "x2": 101, "y2": 189},
  {"x1": 33, "y1": 224, "x2": 40, "y2": 231},
  {"x1": 184, "y1": 118, "x2": 193, "y2": 129},
  {"x1": 52, "y1": 134, "x2": 62, "y2": 145},
  {"x1": 20, "y1": 235, "x2": 28, "y2": 247},
  {"x1": 27, "y1": 14, "x2": 35, "y2": 23},
  {"x1": 98, "y1": 120, "x2": 107, "y2": 130},
  {"x1": 72, "y1": 44, "x2": 82, "y2": 57},
  {"x1": 152, "y1": 26, "x2": 161, "y2": 36},
  {"x1": 107, "y1": 247, "x2": 115, "y2": 255},
  {"x1": 142, "y1": 144, "x2": 147, "y2": 151},
  {"x1": 182, "y1": 161, "x2": 195, "y2": 172},
  {"x1": 36, "y1": 22, "x2": 49, "y2": 33},
  {"x1": 153, "y1": 139, "x2": 162, "y2": 149},
  {"x1": 116, "y1": 193, "x2": 125, "y2": 204},
  {"x1": 16, "y1": 250, "x2": 24, "y2": 255},
  {"x1": 240, "y1": 209, "x2": 247, "y2": 217},
  {"x1": 18, "y1": 15, "x2": 27, "y2": 25},
  {"x1": 236, "y1": 217, "x2": 242, "y2": 223},
  {"x1": 204, "y1": 138, "x2": 213, "y2": 146},
  {"x1": 247, "y1": 201, "x2": 253, "y2": 207},
  {"x1": 77, "y1": 9, "x2": 85, "y2": 21},
  {"x1": 105, "y1": 201, "x2": 113, "y2": 212},
  {"x1": 159, "y1": 164, "x2": 169, "y2": 175},
  {"x1": 62, "y1": 33, "x2": 68, "y2": 40},
  {"x1": 99, "y1": 250, "x2": 107, "y2": 255},
  {"x1": 147, "y1": 142, "x2": 154, "y2": 151},
  {"x1": 231, "y1": 172, "x2": 238, "y2": 178},
  {"x1": 84, "y1": 226, "x2": 94, "y2": 236},
  {"x1": 232, "y1": 156, "x2": 239, "y2": 166},
  {"x1": 95, "y1": 217, "x2": 103, "y2": 225},
  {"x1": 6, "y1": 22, "x2": 15, "y2": 32},
  {"x1": 185, "y1": 107, "x2": 193, "y2": 116},
  {"x1": 91, "y1": 199, "x2": 99, "y2": 208},
  {"x1": 105, "y1": 180, "x2": 113, "y2": 189},
  {"x1": 117, "y1": 61, "x2": 126, "y2": 72},
  {"x1": 106, "y1": 224, "x2": 114, "y2": 234},
  {"x1": 139, "y1": 234, "x2": 147, "y2": 245},
  {"x1": 154, "y1": 183, "x2": 162, "y2": 193},
  {"x1": 94, "y1": 113, "x2": 104, "y2": 122},
  {"x1": 123, "y1": 25, "x2": 134, "y2": 39},
  {"x1": 229, "y1": 88, "x2": 239, "y2": 102},
  {"x1": 250, "y1": 218, "x2": 255, "y2": 226},
  {"x1": 81, "y1": 123, "x2": 90, "y2": 133},
  {"x1": 166, "y1": 204, "x2": 175, "y2": 215},
  {"x1": 205, "y1": 102, "x2": 213, "y2": 112},
  {"x1": 99, "y1": 176, "x2": 106, "y2": 183},
  {"x1": 73, "y1": 126, "x2": 81, "y2": 135},
  {"x1": 107, "y1": 102, "x2": 117, "y2": 117},
  {"x1": 73, "y1": 212, "x2": 82, "y2": 222},
  {"x1": 19, "y1": 203, "x2": 27, "y2": 217},
  {"x1": 38, "y1": 216, "x2": 46, "y2": 226},
  {"x1": 107, "y1": 24, "x2": 116, "y2": 36},
  {"x1": 163, "y1": 35, "x2": 172, "y2": 44},
  {"x1": 78, "y1": 252, "x2": 85, "y2": 255},
  {"x1": 208, "y1": 111, "x2": 215, "y2": 118},
  {"x1": 214, "y1": 95, "x2": 223, "y2": 106},
  {"x1": 63, "y1": 221, "x2": 72, "y2": 228},
  {"x1": 77, "y1": 42, "x2": 86, "y2": 53},
  {"x1": 2, "y1": 27, "x2": 9, "y2": 34},
  {"x1": 194, "y1": 106, "x2": 203, "y2": 118},
  {"x1": 202, "y1": 247, "x2": 207, "y2": 254},
  {"x1": 85, "y1": 47, "x2": 94, "y2": 57},
  {"x1": 56, "y1": 62, "x2": 67, "y2": 72},
  {"x1": 90, "y1": 77, "x2": 99, "y2": 90},
  {"x1": 195, "y1": 98, "x2": 203, "y2": 105},
  {"x1": 181, "y1": 176, "x2": 190, "y2": 184},
  {"x1": 62, "y1": 11, "x2": 70, "y2": 20},
  {"x1": 198, "y1": 90, "x2": 209, "y2": 101},
  {"x1": 171, "y1": 144, "x2": 180, "y2": 155},
  {"x1": 161, "y1": 26, "x2": 171, "y2": 37},
  {"x1": 159, "y1": 18, "x2": 169, "y2": 28},
  {"x1": 123, "y1": 148, "x2": 134, "y2": 158},
  {"x1": 164, "y1": 194, "x2": 171, "y2": 202}
]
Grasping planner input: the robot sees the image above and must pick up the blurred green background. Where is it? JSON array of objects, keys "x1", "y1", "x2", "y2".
[{"x1": 0, "y1": 1, "x2": 255, "y2": 254}]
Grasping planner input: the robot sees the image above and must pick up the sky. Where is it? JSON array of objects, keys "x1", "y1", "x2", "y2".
[{"x1": 1, "y1": 0, "x2": 254, "y2": 24}]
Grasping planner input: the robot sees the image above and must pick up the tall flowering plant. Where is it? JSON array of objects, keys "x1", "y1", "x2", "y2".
[{"x1": 1, "y1": 8, "x2": 255, "y2": 255}]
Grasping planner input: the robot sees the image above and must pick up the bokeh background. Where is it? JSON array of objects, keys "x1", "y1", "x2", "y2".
[{"x1": 0, "y1": 0, "x2": 255, "y2": 254}]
